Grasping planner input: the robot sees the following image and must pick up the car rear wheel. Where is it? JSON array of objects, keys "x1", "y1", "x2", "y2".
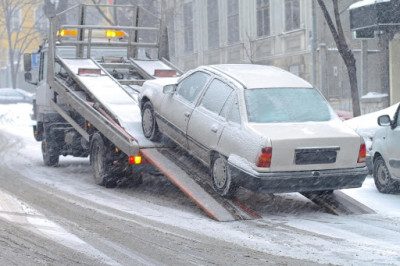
[
  {"x1": 141, "y1": 101, "x2": 161, "y2": 141},
  {"x1": 373, "y1": 156, "x2": 399, "y2": 193},
  {"x1": 211, "y1": 154, "x2": 236, "y2": 198}
]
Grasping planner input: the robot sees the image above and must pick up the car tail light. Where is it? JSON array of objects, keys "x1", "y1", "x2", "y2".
[
  {"x1": 357, "y1": 143, "x2": 366, "y2": 163},
  {"x1": 257, "y1": 147, "x2": 272, "y2": 168}
]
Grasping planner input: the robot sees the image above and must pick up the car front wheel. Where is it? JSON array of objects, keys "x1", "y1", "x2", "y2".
[
  {"x1": 211, "y1": 154, "x2": 236, "y2": 198},
  {"x1": 373, "y1": 156, "x2": 399, "y2": 194},
  {"x1": 141, "y1": 101, "x2": 161, "y2": 141}
]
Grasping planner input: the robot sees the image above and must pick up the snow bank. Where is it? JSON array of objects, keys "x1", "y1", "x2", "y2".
[
  {"x1": 0, "y1": 103, "x2": 34, "y2": 128},
  {"x1": 344, "y1": 102, "x2": 399, "y2": 150}
]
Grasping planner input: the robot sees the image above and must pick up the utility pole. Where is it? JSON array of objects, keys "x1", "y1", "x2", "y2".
[{"x1": 311, "y1": 0, "x2": 317, "y2": 87}]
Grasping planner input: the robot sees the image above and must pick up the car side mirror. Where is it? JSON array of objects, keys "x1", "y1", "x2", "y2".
[
  {"x1": 163, "y1": 84, "x2": 176, "y2": 94},
  {"x1": 377, "y1": 115, "x2": 391, "y2": 126}
]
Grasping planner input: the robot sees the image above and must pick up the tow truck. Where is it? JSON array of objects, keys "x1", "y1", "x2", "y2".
[{"x1": 24, "y1": 4, "x2": 373, "y2": 221}]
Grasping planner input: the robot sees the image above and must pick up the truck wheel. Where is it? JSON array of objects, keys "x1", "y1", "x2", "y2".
[
  {"x1": 42, "y1": 138, "x2": 59, "y2": 166},
  {"x1": 373, "y1": 156, "x2": 399, "y2": 193},
  {"x1": 90, "y1": 133, "x2": 116, "y2": 188},
  {"x1": 141, "y1": 101, "x2": 161, "y2": 141},
  {"x1": 211, "y1": 154, "x2": 236, "y2": 198}
]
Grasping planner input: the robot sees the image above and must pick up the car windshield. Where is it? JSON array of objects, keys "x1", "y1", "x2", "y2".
[{"x1": 245, "y1": 88, "x2": 332, "y2": 123}]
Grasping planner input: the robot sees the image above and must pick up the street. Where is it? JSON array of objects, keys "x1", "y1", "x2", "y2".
[{"x1": 0, "y1": 105, "x2": 399, "y2": 265}]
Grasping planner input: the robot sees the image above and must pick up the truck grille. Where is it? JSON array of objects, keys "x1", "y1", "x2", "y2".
[{"x1": 295, "y1": 147, "x2": 340, "y2": 165}]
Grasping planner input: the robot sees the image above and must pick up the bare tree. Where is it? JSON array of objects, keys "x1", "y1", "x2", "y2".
[
  {"x1": 317, "y1": 0, "x2": 361, "y2": 117},
  {"x1": 0, "y1": 0, "x2": 45, "y2": 89}
]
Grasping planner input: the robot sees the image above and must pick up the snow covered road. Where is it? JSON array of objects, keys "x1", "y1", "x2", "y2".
[{"x1": 0, "y1": 103, "x2": 400, "y2": 265}]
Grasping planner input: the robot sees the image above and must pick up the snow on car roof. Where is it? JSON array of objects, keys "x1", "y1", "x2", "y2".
[{"x1": 208, "y1": 64, "x2": 312, "y2": 89}]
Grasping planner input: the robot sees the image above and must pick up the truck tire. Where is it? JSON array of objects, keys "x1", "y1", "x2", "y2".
[
  {"x1": 42, "y1": 137, "x2": 59, "y2": 166},
  {"x1": 90, "y1": 133, "x2": 116, "y2": 188},
  {"x1": 141, "y1": 101, "x2": 161, "y2": 141},
  {"x1": 373, "y1": 156, "x2": 399, "y2": 193},
  {"x1": 211, "y1": 154, "x2": 236, "y2": 198}
]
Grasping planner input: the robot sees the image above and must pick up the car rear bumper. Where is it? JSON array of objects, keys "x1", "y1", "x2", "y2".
[{"x1": 228, "y1": 163, "x2": 368, "y2": 194}]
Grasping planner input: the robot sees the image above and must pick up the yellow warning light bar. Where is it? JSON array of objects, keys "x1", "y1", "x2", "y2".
[
  {"x1": 57, "y1": 29, "x2": 78, "y2": 37},
  {"x1": 106, "y1": 30, "x2": 125, "y2": 38}
]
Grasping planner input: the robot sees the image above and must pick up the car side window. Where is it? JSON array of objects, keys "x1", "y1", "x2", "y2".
[
  {"x1": 176, "y1": 71, "x2": 211, "y2": 104},
  {"x1": 228, "y1": 95, "x2": 241, "y2": 124},
  {"x1": 200, "y1": 79, "x2": 233, "y2": 115}
]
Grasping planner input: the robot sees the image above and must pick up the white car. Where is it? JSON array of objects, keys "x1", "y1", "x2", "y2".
[
  {"x1": 139, "y1": 64, "x2": 368, "y2": 197},
  {"x1": 371, "y1": 105, "x2": 400, "y2": 193}
]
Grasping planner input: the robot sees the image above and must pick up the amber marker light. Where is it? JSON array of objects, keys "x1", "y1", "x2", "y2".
[
  {"x1": 57, "y1": 29, "x2": 78, "y2": 36},
  {"x1": 129, "y1": 156, "x2": 142, "y2": 165},
  {"x1": 105, "y1": 30, "x2": 125, "y2": 38}
]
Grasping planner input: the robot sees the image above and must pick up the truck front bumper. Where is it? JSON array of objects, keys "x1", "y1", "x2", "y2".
[{"x1": 228, "y1": 163, "x2": 368, "y2": 194}]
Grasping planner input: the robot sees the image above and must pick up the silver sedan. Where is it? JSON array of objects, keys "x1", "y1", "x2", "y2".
[{"x1": 140, "y1": 64, "x2": 368, "y2": 197}]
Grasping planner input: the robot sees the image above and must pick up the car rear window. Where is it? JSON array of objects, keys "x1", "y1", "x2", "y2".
[{"x1": 245, "y1": 88, "x2": 332, "y2": 123}]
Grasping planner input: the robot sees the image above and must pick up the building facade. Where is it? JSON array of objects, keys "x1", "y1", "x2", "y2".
[
  {"x1": 0, "y1": 0, "x2": 47, "y2": 89},
  {"x1": 162, "y1": 0, "x2": 388, "y2": 113}
]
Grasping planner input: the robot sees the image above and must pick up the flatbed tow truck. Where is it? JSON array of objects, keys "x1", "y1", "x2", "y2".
[{"x1": 24, "y1": 4, "x2": 373, "y2": 221}]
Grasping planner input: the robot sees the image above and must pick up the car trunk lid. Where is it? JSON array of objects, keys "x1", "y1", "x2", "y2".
[{"x1": 249, "y1": 121, "x2": 362, "y2": 172}]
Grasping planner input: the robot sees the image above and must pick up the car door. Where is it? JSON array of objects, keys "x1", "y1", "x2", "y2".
[
  {"x1": 186, "y1": 78, "x2": 234, "y2": 165},
  {"x1": 386, "y1": 106, "x2": 400, "y2": 178},
  {"x1": 159, "y1": 71, "x2": 211, "y2": 149},
  {"x1": 216, "y1": 93, "x2": 243, "y2": 160}
]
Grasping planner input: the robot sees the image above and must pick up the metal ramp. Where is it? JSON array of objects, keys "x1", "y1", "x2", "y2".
[
  {"x1": 301, "y1": 191, "x2": 375, "y2": 215},
  {"x1": 142, "y1": 148, "x2": 260, "y2": 222}
]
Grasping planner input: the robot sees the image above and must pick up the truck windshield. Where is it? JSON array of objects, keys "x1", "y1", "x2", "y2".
[{"x1": 245, "y1": 88, "x2": 332, "y2": 123}]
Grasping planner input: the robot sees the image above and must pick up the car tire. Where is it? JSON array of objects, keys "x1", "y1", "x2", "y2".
[
  {"x1": 141, "y1": 101, "x2": 161, "y2": 141},
  {"x1": 90, "y1": 133, "x2": 116, "y2": 188},
  {"x1": 42, "y1": 137, "x2": 59, "y2": 166},
  {"x1": 373, "y1": 156, "x2": 399, "y2": 194},
  {"x1": 211, "y1": 154, "x2": 236, "y2": 198}
]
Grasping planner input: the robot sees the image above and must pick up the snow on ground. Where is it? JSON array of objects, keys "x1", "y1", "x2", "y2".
[{"x1": 1, "y1": 103, "x2": 400, "y2": 265}]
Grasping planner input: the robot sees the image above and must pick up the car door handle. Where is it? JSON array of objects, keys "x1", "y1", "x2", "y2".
[
  {"x1": 211, "y1": 125, "x2": 218, "y2": 133},
  {"x1": 184, "y1": 112, "x2": 190, "y2": 118}
]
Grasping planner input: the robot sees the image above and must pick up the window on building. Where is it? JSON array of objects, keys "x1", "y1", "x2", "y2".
[
  {"x1": 257, "y1": 0, "x2": 270, "y2": 37},
  {"x1": 285, "y1": 0, "x2": 300, "y2": 31},
  {"x1": 207, "y1": 0, "x2": 219, "y2": 49},
  {"x1": 183, "y1": 2, "x2": 194, "y2": 53},
  {"x1": 35, "y1": 5, "x2": 49, "y2": 32},
  {"x1": 10, "y1": 8, "x2": 21, "y2": 32},
  {"x1": 167, "y1": 19, "x2": 175, "y2": 57},
  {"x1": 227, "y1": 0, "x2": 239, "y2": 44}
]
